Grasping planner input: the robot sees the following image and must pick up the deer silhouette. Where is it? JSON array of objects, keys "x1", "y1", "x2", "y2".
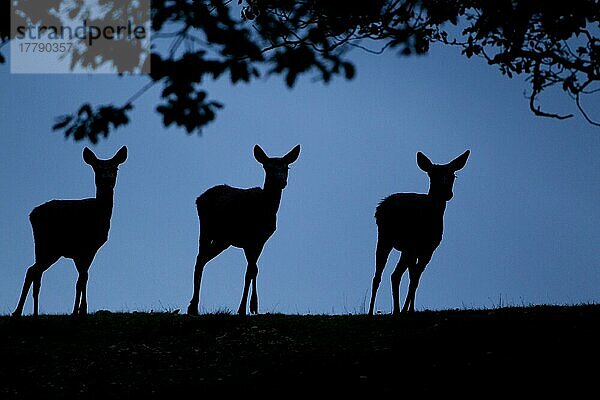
[
  {"x1": 187, "y1": 144, "x2": 301, "y2": 316},
  {"x1": 12, "y1": 146, "x2": 128, "y2": 317},
  {"x1": 368, "y1": 150, "x2": 470, "y2": 315}
]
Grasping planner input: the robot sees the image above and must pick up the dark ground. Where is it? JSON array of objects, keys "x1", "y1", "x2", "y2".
[{"x1": 1, "y1": 305, "x2": 598, "y2": 398}]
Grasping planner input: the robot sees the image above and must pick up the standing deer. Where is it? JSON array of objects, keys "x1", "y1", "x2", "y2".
[
  {"x1": 12, "y1": 146, "x2": 128, "y2": 317},
  {"x1": 368, "y1": 150, "x2": 470, "y2": 315},
  {"x1": 187, "y1": 144, "x2": 301, "y2": 316}
]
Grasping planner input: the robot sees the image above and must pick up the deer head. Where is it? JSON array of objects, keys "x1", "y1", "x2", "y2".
[
  {"x1": 417, "y1": 150, "x2": 470, "y2": 201},
  {"x1": 254, "y1": 144, "x2": 301, "y2": 189},
  {"x1": 83, "y1": 146, "x2": 128, "y2": 190}
]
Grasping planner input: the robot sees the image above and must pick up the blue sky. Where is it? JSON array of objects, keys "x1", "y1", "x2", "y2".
[{"x1": 1, "y1": 42, "x2": 599, "y2": 315}]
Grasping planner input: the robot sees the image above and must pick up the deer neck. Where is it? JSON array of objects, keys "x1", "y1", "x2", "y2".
[
  {"x1": 426, "y1": 192, "x2": 448, "y2": 217},
  {"x1": 95, "y1": 186, "x2": 115, "y2": 216},
  {"x1": 262, "y1": 182, "x2": 283, "y2": 214}
]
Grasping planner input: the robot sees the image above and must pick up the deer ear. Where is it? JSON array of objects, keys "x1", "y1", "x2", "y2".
[
  {"x1": 83, "y1": 147, "x2": 98, "y2": 166},
  {"x1": 282, "y1": 144, "x2": 300, "y2": 165},
  {"x1": 254, "y1": 145, "x2": 269, "y2": 164},
  {"x1": 416, "y1": 152, "x2": 433, "y2": 172},
  {"x1": 448, "y1": 150, "x2": 470, "y2": 171},
  {"x1": 111, "y1": 146, "x2": 128, "y2": 165}
]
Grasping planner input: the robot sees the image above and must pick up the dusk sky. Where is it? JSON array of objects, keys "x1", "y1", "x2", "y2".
[{"x1": 1, "y1": 42, "x2": 599, "y2": 315}]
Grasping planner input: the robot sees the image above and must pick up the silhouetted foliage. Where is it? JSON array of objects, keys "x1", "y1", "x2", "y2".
[
  {"x1": 6, "y1": 0, "x2": 149, "y2": 74},
  {"x1": 52, "y1": 104, "x2": 132, "y2": 144},
  {"x1": 0, "y1": 0, "x2": 7, "y2": 64},
  {"x1": 2, "y1": 0, "x2": 598, "y2": 142}
]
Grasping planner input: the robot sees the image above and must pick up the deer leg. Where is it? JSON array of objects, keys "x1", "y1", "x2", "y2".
[
  {"x1": 188, "y1": 254, "x2": 205, "y2": 316},
  {"x1": 13, "y1": 257, "x2": 57, "y2": 317},
  {"x1": 78, "y1": 271, "x2": 89, "y2": 316},
  {"x1": 13, "y1": 264, "x2": 37, "y2": 317},
  {"x1": 402, "y1": 254, "x2": 431, "y2": 313},
  {"x1": 73, "y1": 286, "x2": 82, "y2": 316},
  {"x1": 238, "y1": 263, "x2": 257, "y2": 316},
  {"x1": 368, "y1": 239, "x2": 392, "y2": 315},
  {"x1": 188, "y1": 238, "x2": 227, "y2": 315},
  {"x1": 72, "y1": 271, "x2": 89, "y2": 317},
  {"x1": 239, "y1": 246, "x2": 261, "y2": 316},
  {"x1": 73, "y1": 257, "x2": 93, "y2": 316},
  {"x1": 250, "y1": 277, "x2": 259, "y2": 315},
  {"x1": 248, "y1": 246, "x2": 263, "y2": 315},
  {"x1": 391, "y1": 253, "x2": 415, "y2": 315},
  {"x1": 32, "y1": 273, "x2": 43, "y2": 317}
]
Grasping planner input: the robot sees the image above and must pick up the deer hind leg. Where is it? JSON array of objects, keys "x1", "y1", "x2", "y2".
[
  {"x1": 188, "y1": 236, "x2": 228, "y2": 316},
  {"x1": 73, "y1": 256, "x2": 93, "y2": 317},
  {"x1": 13, "y1": 256, "x2": 58, "y2": 317},
  {"x1": 402, "y1": 254, "x2": 432, "y2": 313},
  {"x1": 32, "y1": 273, "x2": 42, "y2": 317},
  {"x1": 239, "y1": 245, "x2": 262, "y2": 316},
  {"x1": 391, "y1": 252, "x2": 416, "y2": 315},
  {"x1": 368, "y1": 238, "x2": 393, "y2": 316},
  {"x1": 250, "y1": 276, "x2": 259, "y2": 315}
]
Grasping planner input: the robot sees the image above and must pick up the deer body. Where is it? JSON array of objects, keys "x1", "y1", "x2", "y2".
[
  {"x1": 13, "y1": 146, "x2": 127, "y2": 317},
  {"x1": 30, "y1": 198, "x2": 113, "y2": 259},
  {"x1": 188, "y1": 145, "x2": 300, "y2": 316},
  {"x1": 368, "y1": 150, "x2": 470, "y2": 315},
  {"x1": 197, "y1": 185, "x2": 279, "y2": 249},
  {"x1": 375, "y1": 194, "x2": 446, "y2": 255}
]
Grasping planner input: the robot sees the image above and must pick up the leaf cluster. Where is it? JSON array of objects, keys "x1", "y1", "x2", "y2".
[{"x1": 1, "y1": 1, "x2": 598, "y2": 141}]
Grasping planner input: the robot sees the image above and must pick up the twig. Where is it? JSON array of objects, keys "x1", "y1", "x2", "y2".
[
  {"x1": 576, "y1": 94, "x2": 600, "y2": 126},
  {"x1": 124, "y1": 79, "x2": 159, "y2": 107}
]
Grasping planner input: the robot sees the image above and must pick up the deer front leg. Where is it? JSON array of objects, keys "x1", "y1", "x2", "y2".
[
  {"x1": 74, "y1": 257, "x2": 92, "y2": 317},
  {"x1": 238, "y1": 263, "x2": 258, "y2": 315},
  {"x1": 240, "y1": 246, "x2": 262, "y2": 316},
  {"x1": 402, "y1": 254, "x2": 431, "y2": 313},
  {"x1": 74, "y1": 271, "x2": 89, "y2": 316},
  {"x1": 391, "y1": 253, "x2": 415, "y2": 315}
]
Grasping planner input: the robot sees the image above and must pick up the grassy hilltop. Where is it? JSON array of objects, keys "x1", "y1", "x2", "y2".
[{"x1": 1, "y1": 305, "x2": 599, "y2": 397}]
